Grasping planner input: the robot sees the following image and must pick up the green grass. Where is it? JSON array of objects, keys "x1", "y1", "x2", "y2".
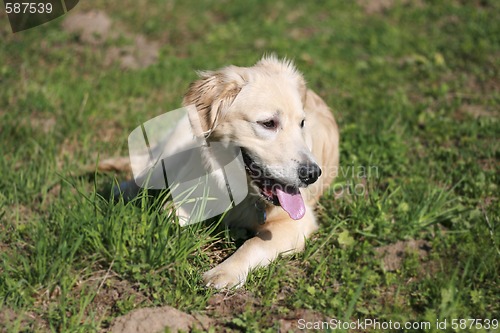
[{"x1": 1, "y1": 0, "x2": 499, "y2": 332}]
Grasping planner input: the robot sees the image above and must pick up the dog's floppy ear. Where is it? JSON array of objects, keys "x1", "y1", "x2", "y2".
[{"x1": 183, "y1": 67, "x2": 246, "y2": 137}]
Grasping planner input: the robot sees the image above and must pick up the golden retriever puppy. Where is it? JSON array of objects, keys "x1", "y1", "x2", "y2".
[{"x1": 179, "y1": 55, "x2": 340, "y2": 289}]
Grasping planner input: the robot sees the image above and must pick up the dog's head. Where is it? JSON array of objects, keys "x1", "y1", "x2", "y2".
[{"x1": 183, "y1": 56, "x2": 321, "y2": 220}]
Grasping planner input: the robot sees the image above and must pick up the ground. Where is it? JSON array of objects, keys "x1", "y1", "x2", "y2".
[{"x1": 0, "y1": 0, "x2": 499, "y2": 332}]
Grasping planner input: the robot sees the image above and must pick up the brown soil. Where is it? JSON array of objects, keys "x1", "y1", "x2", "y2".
[
  {"x1": 109, "y1": 306, "x2": 213, "y2": 333},
  {"x1": 357, "y1": 0, "x2": 424, "y2": 14},
  {"x1": 374, "y1": 239, "x2": 432, "y2": 272},
  {"x1": 62, "y1": 10, "x2": 159, "y2": 70}
]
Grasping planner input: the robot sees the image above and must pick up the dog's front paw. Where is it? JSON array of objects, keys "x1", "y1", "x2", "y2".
[{"x1": 203, "y1": 264, "x2": 247, "y2": 289}]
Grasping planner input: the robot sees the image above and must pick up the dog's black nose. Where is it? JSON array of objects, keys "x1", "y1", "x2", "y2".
[{"x1": 298, "y1": 163, "x2": 322, "y2": 185}]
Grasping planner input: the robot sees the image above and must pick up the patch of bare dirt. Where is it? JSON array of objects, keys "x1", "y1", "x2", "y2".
[
  {"x1": 33, "y1": 273, "x2": 152, "y2": 330},
  {"x1": 91, "y1": 118, "x2": 129, "y2": 148},
  {"x1": 0, "y1": 240, "x2": 8, "y2": 256},
  {"x1": 375, "y1": 239, "x2": 431, "y2": 272},
  {"x1": 62, "y1": 10, "x2": 159, "y2": 70},
  {"x1": 1, "y1": 204, "x2": 38, "y2": 226},
  {"x1": 56, "y1": 135, "x2": 88, "y2": 170},
  {"x1": 109, "y1": 306, "x2": 213, "y2": 333},
  {"x1": 0, "y1": 308, "x2": 47, "y2": 333},
  {"x1": 89, "y1": 277, "x2": 150, "y2": 321},
  {"x1": 357, "y1": 0, "x2": 424, "y2": 14},
  {"x1": 104, "y1": 35, "x2": 160, "y2": 70},
  {"x1": 376, "y1": 283, "x2": 408, "y2": 311},
  {"x1": 288, "y1": 27, "x2": 320, "y2": 41},
  {"x1": 461, "y1": 74, "x2": 500, "y2": 99},
  {"x1": 206, "y1": 290, "x2": 258, "y2": 317},
  {"x1": 16, "y1": 112, "x2": 57, "y2": 134},
  {"x1": 373, "y1": 240, "x2": 440, "y2": 311},
  {"x1": 62, "y1": 11, "x2": 112, "y2": 45},
  {"x1": 205, "y1": 290, "x2": 327, "y2": 332},
  {"x1": 286, "y1": 9, "x2": 320, "y2": 41},
  {"x1": 96, "y1": 156, "x2": 131, "y2": 173},
  {"x1": 481, "y1": 196, "x2": 497, "y2": 208},
  {"x1": 30, "y1": 115, "x2": 57, "y2": 133},
  {"x1": 357, "y1": 0, "x2": 395, "y2": 14},
  {"x1": 455, "y1": 104, "x2": 499, "y2": 120},
  {"x1": 0, "y1": 308, "x2": 18, "y2": 333},
  {"x1": 278, "y1": 309, "x2": 327, "y2": 333}
]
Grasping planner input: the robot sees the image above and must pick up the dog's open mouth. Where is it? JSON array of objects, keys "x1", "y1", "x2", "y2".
[{"x1": 242, "y1": 150, "x2": 305, "y2": 220}]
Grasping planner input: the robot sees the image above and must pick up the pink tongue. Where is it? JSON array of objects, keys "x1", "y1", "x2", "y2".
[{"x1": 276, "y1": 187, "x2": 305, "y2": 220}]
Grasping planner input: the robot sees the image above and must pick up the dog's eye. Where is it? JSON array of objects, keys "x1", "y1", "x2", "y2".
[
  {"x1": 300, "y1": 119, "x2": 305, "y2": 128},
  {"x1": 258, "y1": 119, "x2": 277, "y2": 130}
]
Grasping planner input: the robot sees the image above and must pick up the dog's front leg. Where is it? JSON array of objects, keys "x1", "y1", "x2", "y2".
[{"x1": 203, "y1": 208, "x2": 318, "y2": 289}]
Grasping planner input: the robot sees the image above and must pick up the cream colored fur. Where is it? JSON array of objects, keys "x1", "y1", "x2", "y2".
[{"x1": 157, "y1": 56, "x2": 339, "y2": 289}]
